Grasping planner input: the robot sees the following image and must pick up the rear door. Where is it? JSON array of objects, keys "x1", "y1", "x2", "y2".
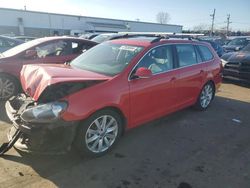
[{"x1": 173, "y1": 44, "x2": 205, "y2": 107}]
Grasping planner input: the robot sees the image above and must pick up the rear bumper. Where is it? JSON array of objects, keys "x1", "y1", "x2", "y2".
[{"x1": 5, "y1": 96, "x2": 79, "y2": 154}]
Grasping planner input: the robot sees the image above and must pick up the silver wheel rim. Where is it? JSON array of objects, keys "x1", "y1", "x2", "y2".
[
  {"x1": 200, "y1": 84, "x2": 213, "y2": 108},
  {"x1": 85, "y1": 115, "x2": 118, "y2": 153},
  {"x1": 0, "y1": 77, "x2": 15, "y2": 99}
]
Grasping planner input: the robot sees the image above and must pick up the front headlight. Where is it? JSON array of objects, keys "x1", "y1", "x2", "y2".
[
  {"x1": 221, "y1": 59, "x2": 228, "y2": 67},
  {"x1": 21, "y1": 101, "x2": 67, "y2": 123}
]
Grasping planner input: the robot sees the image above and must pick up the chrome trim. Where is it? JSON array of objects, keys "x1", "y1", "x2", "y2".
[{"x1": 128, "y1": 43, "x2": 215, "y2": 81}]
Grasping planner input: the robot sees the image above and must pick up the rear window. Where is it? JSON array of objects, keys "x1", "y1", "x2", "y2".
[
  {"x1": 176, "y1": 44, "x2": 197, "y2": 67},
  {"x1": 197, "y1": 45, "x2": 214, "y2": 61}
]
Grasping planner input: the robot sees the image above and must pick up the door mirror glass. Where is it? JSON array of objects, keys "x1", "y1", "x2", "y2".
[{"x1": 134, "y1": 67, "x2": 152, "y2": 79}]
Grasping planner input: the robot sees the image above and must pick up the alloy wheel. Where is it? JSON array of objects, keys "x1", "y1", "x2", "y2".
[
  {"x1": 0, "y1": 77, "x2": 15, "y2": 99},
  {"x1": 85, "y1": 115, "x2": 118, "y2": 153},
  {"x1": 200, "y1": 84, "x2": 213, "y2": 108}
]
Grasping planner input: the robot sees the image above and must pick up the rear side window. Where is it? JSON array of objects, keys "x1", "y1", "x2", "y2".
[
  {"x1": 176, "y1": 44, "x2": 197, "y2": 67},
  {"x1": 198, "y1": 45, "x2": 213, "y2": 61}
]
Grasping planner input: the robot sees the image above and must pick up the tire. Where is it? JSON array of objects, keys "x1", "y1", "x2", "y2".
[
  {"x1": 194, "y1": 82, "x2": 215, "y2": 111},
  {"x1": 74, "y1": 109, "x2": 123, "y2": 157},
  {"x1": 0, "y1": 74, "x2": 19, "y2": 101}
]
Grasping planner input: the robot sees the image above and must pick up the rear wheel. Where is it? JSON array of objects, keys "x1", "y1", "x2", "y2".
[
  {"x1": 195, "y1": 82, "x2": 215, "y2": 110},
  {"x1": 0, "y1": 74, "x2": 19, "y2": 100},
  {"x1": 74, "y1": 109, "x2": 123, "y2": 157}
]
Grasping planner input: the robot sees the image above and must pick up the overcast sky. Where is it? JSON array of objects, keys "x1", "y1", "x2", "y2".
[{"x1": 1, "y1": 0, "x2": 250, "y2": 31}]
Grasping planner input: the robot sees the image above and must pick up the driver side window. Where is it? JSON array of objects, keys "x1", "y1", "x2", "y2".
[
  {"x1": 136, "y1": 45, "x2": 174, "y2": 74},
  {"x1": 35, "y1": 40, "x2": 68, "y2": 58}
]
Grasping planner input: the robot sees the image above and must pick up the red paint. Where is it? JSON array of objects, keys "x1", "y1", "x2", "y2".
[
  {"x1": 20, "y1": 39, "x2": 222, "y2": 130},
  {"x1": 0, "y1": 36, "x2": 97, "y2": 81}
]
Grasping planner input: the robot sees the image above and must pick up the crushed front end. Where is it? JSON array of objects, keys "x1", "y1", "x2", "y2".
[{"x1": 3, "y1": 94, "x2": 78, "y2": 154}]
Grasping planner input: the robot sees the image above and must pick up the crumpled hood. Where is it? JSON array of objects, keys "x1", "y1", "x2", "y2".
[{"x1": 20, "y1": 64, "x2": 111, "y2": 101}]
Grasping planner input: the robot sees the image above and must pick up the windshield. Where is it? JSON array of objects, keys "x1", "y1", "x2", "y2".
[
  {"x1": 227, "y1": 38, "x2": 249, "y2": 46},
  {"x1": 70, "y1": 42, "x2": 144, "y2": 76},
  {"x1": 91, "y1": 34, "x2": 114, "y2": 43},
  {"x1": 2, "y1": 38, "x2": 45, "y2": 57}
]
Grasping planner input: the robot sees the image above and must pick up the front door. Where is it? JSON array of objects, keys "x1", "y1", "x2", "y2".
[{"x1": 129, "y1": 45, "x2": 178, "y2": 127}]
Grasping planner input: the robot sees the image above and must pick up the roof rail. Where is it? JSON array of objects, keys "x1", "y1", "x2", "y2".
[{"x1": 113, "y1": 32, "x2": 204, "y2": 43}]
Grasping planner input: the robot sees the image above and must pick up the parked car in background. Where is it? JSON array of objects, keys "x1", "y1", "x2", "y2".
[
  {"x1": 199, "y1": 39, "x2": 224, "y2": 57},
  {"x1": 223, "y1": 37, "x2": 250, "y2": 52},
  {"x1": 5, "y1": 36, "x2": 222, "y2": 157},
  {"x1": 0, "y1": 36, "x2": 97, "y2": 100},
  {"x1": 91, "y1": 33, "x2": 126, "y2": 43},
  {"x1": 79, "y1": 33, "x2": 99, "y2": 40},
  {"x1": 13, "y1": 36, "x2": 37, "y2": 42},
  {"x1": 0, "y1": 35, "x2": 23, "y2": 53},
  {"x1": 222, "y1": 44, "x2": 250, "y2": 83}
]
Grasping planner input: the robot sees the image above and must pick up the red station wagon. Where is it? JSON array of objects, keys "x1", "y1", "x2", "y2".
[
  {"x1": 3, "y1": 36, "x2": 222, "y2": 157},
  {"x1": 0, "y1": 36, "x2": 97, "y2": 100}
]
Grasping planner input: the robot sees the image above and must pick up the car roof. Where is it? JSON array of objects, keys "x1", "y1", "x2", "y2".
[
  {"x1": 22, "y1": 36, "x2": 98, "y2": 45},
  {"x1": 109, "y1": 37, "x2": 209, "y2": 47}
]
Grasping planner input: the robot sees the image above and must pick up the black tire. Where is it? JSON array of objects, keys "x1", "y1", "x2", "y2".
[
  {"x1": 0, "y1": 74, "x2": 19, "y2": 101},
  {"x1": 194, "y1": 82, "x2": 215, "y2": 111},
  {"x1": 74, "y1": 109, "x2": 123, "y2": 158}
]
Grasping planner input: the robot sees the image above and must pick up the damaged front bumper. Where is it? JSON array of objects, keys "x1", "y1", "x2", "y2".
[{"x1": 0, "y1": 95, "x2": 78, "y2": 155}]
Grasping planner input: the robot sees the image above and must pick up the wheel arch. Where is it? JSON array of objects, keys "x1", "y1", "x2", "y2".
[{"x1": 78, "y1": 106, "x2": 128, "y2": 135}]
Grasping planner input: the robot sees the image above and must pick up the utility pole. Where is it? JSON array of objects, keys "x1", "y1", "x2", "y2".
[
  {"x1": 226, "y1": 14, "x2": 232, "y2": 36},
  {"x1": 210, "y1": 9, "x2": 216, "y2": 36}
]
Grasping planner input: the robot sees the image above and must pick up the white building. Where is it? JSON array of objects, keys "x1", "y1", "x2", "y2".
[{"x1": 0, "y1": 8, "x2": 182, "y2": 37}]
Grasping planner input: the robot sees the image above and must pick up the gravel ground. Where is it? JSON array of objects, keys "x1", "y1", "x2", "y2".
[{"x1": 0, "y1": 81, "x2": 250, "y2": 188}]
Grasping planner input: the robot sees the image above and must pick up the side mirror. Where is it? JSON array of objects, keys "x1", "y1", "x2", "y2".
[
  {"x1": 24, "y1": 49, "x2": 37, "y2": 58},
  {"x1": 134, "y1": 67, "x2": 152, "y2": 79}
]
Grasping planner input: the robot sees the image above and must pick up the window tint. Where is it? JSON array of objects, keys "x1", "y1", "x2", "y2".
[
  {"x1": 35, "y1": 40, "x2": 69, "y2": 58},
  {"x1": 198, "y1": 45, "x2": 213, "y2": 61},
  {"x1": 176, "y1": 44, "x2": 197, "y2": 67},
  {"x1": 72, "y1": 41, "x2": 94, "y2": 54},
  {"x1": 136, "y1": 45, "x2": 174, "y2": 74},
  {"x1": 71, "y1": 43, "x2": 143, "y2": 76},
  {"x1": 0, "y1": 38, "x2": 12, "y2": 47}
]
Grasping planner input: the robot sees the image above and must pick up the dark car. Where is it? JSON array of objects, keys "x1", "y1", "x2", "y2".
[
  {"x1": 0, "y1": 35, "x2": 23, "y2": 52},
  {"x1": 199, "y1": 40, "x2": 224, "y2": 57},
  {"x1": 0, "y1": 36, "x2": 97, "y2": 100},
  {"x1": 223, "y1": 37, "x2": 250, "y2": 52},
  {"x1": 222, "y1": 44, "x2": 250, "y2": 83},
  {"x1": 13, "y1": 36, "x2": 37, "y2": 42}
]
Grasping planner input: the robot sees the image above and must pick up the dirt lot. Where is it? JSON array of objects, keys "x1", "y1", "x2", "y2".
[{"x1": 0, "y1": 81, "x2": 250, "y2": 188}]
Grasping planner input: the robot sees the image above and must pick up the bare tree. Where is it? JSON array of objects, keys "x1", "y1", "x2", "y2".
[{"x1": 156, "y1": 12, "x2": 170, "y2": 24}]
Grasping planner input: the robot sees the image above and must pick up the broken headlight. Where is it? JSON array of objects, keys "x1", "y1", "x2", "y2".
[{"x1": 20, "y1": 102, "x2": 67, "y2": 123}]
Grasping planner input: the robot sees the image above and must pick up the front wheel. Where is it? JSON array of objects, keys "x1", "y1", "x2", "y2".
[
  {"x1": 74, "y1": 109, "x2": 123, "y2": 157},
  {"x1": 195, "y1": 82, "x2": 215, "y2": 110},
  {"x1": 0, "y1": 74, "x2": 19, "y2": 100}
]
